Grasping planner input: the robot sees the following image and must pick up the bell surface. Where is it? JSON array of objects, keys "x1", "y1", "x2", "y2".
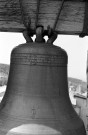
[{"x1": 0, "y1": 42, "x2": 86, "y2": 135}]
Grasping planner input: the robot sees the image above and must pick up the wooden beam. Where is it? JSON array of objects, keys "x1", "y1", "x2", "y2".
[{"x1": 0, "y1": 0, "x2": 85, "y2": 35}]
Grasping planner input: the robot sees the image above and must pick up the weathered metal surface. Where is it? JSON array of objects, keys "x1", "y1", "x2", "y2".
[
  {"x1": 0, "y1": 0, "x2": 85, "y2": 34},
  {"x1": 0, "y1": 42, "x2": 86, "y2": 135}
]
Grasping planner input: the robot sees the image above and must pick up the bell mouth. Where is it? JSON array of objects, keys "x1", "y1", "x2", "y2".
[{"x1": 6, "y1": 124, "x2": 61, "y2": 135}]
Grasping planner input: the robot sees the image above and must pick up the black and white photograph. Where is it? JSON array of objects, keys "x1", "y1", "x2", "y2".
[{"x1": 0, "y1": 0, "x2": 87, "y2": 135}]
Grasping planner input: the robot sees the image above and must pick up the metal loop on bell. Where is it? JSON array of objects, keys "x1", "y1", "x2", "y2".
[
  {"x1": 22, "y1": 17, "x2": 34, "y2": 43},
  {"x1": 35, "y1": 25, "x2": 45, "y2": 43},
  {"x1": 23, "y1": 30, "x2": 33, "y2": 43},
  {"x1": 47, "y1": 25, "x2": 58, "y2": 44}
]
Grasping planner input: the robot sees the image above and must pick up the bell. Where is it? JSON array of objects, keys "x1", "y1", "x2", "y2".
[{"x1": 0, "y1": 29, "x2": 86, "y2": 135}]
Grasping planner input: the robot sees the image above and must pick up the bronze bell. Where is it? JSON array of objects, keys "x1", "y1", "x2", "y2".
[{"x1": 0, "y1": 29, "x2": 86, "y2": 135}]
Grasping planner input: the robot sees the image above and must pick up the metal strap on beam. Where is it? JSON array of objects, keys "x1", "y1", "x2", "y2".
[
  {"x1": 53, "y1": 0, "x2": 65, "y2": 31},
  {"x1": 35, "y1": 0, "x2": 41, "y2": 28}
]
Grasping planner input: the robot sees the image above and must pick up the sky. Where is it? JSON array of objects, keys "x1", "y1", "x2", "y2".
[{"x1": 0, "y1": 32, "x2": 88, "y2": 82}]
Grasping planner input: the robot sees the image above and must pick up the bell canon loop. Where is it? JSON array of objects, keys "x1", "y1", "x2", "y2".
[{"x1": 0, "y1": 42, "x2": 86, "y2": 135}]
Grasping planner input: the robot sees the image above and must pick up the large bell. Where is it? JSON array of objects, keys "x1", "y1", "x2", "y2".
[{"x1": 0, "y1": 36, "x2": 86, "y2": 134}]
